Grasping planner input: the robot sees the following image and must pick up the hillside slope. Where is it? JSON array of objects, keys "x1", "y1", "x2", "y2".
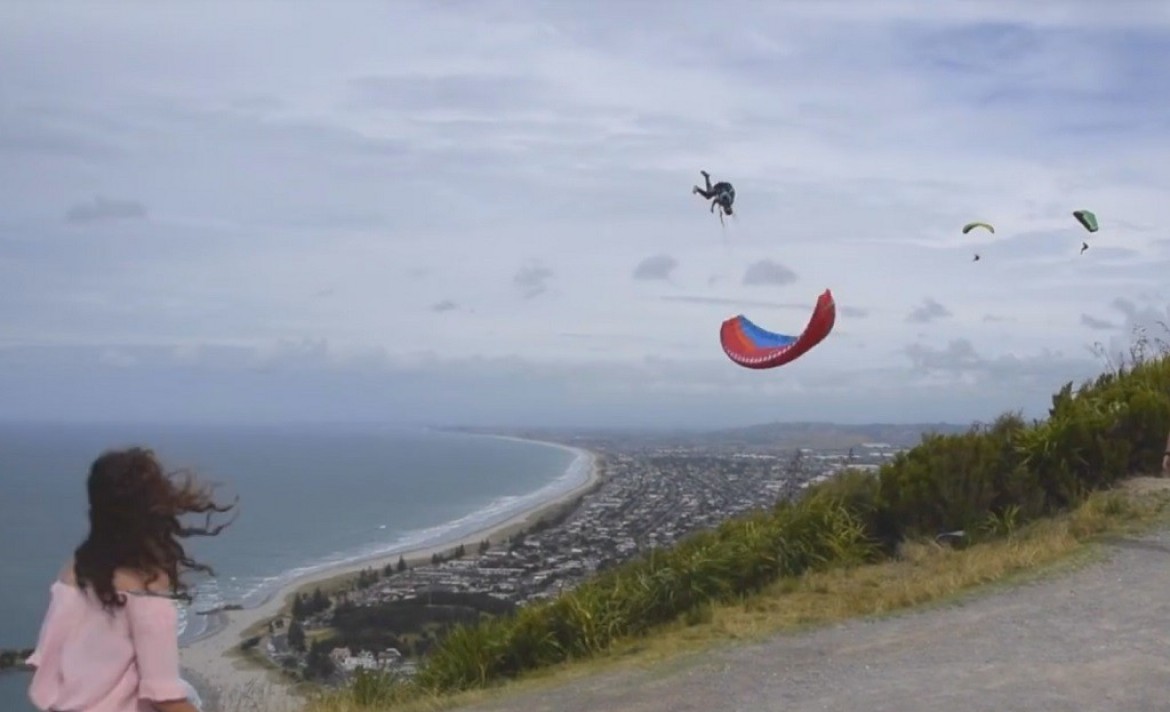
[{"x1": 459, "y1": 509, "x2": 1170, "y2": 712}]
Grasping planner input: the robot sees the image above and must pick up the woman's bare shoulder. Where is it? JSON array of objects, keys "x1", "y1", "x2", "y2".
[
  {"x1": 113, "y1": 568, "x2": 174, "y2": 595},
  {"x1": 58, "y1": 558, "x2": 77, "y2": 585},
  {"x1": 61, "y1": 556, "x2": 174, "y2": 595}
]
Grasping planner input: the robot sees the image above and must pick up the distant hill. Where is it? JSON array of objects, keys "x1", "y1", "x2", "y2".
[
  {"x1": 443, "y1": 421, "x2": 973, "y2": 452},
  {"x1": 693, "y1": 421, "x2": 972, "y2": 450}
]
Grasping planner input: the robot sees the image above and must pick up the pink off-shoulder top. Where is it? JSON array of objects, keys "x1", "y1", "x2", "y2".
[{"x1": 26, "y1": 580, "x2": 191, "y2": 712}]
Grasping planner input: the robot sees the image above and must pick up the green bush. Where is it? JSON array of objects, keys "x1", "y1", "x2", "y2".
[
  {"x1": 870, "y1": 351, "x2": 1170, "y2": 547},
  {"x1": 874, "y1": 413, "x2": 1039, "y2": 545}
]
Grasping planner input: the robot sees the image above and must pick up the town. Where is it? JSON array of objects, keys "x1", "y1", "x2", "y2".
[{"x1": 252, "y1": 439, "x2": 907, "y2": 686}]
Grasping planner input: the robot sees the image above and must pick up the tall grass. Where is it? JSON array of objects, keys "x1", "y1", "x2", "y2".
[
  {"x1": 415, "y1": 495, "x2": 874, "y2": 692},
  {"x1": 309, "y1": 330, "x2": 1170, "y2": 709}
]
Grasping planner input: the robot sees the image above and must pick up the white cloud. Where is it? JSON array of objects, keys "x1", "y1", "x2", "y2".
[
  {"x1": 633, "y1": 254, "x2": 679, "y2": 281},
  {"x1": 513, "y1": 264, "x2": 554, "y2": 299},
  {"x1": 1080, "y1": 313, "x2": 1117, "y2": 331},
  {"x1": 65, "y1": 196, "x2": 148, "y2": 224},
  {"x1": 907, "y1": 297, "x2": 952, "y2": 324},
  {"x1": 742, "y1": 259, "x2": 798, "y2": 287},
  {"x1": 1, "y1": 0, "x2": 1168, "y2": 425}
]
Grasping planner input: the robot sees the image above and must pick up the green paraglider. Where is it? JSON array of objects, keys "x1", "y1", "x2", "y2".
[
  {"x1": 962, "y1": 221, "x2": 995, "y2": 234},
  {"x1": 1073, "y1": 210, "x2": 1099, "y2": 233}
]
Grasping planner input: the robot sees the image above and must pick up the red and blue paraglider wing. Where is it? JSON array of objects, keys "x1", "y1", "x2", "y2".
[{"x1": 719, "y1": 289, "x2": 836, "y2": 369}]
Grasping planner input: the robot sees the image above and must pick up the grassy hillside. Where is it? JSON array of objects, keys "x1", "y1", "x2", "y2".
[{"x1": 309, "y1": 339, "x2": 1170, "y2": 711}]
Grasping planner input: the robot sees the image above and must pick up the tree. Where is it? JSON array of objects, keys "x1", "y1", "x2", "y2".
[
  {"x1": 784, "y1": 448, "x2": 808, "y2": 480},
  {"x1": 287, "y1": 619, "x2": 306, "y2": 652},
  {"x1": 311, "y1": 587, "x2": 330, "y2": 614},
  {"x1": 455, "y1": 543, "x2": 466, "y2": 558},
  {"x1": 396, "y1": 555, "x2": 406, "y2": 573},
  {"x1": 431, "y1": 552, "x2": 440, "y2": 565},
  {"x1": 478, "y1": 539, "x2": 490, "y2": 554},
  {"x1": 291, "y1": 593, "x2": 305, "y2": 620},
  {"x1": 305, "y1": 639, "x2": 335, "y2": 681}
]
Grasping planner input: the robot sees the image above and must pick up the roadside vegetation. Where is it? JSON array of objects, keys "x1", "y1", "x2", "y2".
[{"x1": 304, "y1": 329, "x2": 1170, "y2": 712}]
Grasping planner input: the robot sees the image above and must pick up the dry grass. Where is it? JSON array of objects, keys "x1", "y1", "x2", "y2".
[{"x1": 289, "y1": 483, "x2": 1170, "y2": 712}]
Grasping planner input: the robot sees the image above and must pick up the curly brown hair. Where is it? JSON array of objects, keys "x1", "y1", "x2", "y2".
[{"x1": 73, "y1": 447, "x2": 237, "y2": 611}]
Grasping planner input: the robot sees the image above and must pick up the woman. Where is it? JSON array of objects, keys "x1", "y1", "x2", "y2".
[{"x1": 26, "y1": 447, "x2": 236, "y2": 712}]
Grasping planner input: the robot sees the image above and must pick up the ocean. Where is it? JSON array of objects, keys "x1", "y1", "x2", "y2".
[{"x1": 0, "y1": 422, "x2": 582, "y2": 712}]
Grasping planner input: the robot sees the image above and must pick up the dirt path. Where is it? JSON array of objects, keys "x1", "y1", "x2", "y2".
[{"x1": 461, "y1": 524, "x2": 1170, "y2": 712}]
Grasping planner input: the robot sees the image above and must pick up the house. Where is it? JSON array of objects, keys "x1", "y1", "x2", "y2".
[
  {"x1": 341, "y1": 651, "x2": 379, "y2": 673},
  {"x1": 266, "y1": 633, "x2": 291, "y2": 659},
  {"x1": 377, "y1": 648, "x2": 403, "y2": 665}
]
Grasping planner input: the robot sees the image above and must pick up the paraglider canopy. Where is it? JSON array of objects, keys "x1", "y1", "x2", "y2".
[
  {"x1": 1073, "y1": 210, "x2": 1098, "y2": 233},
  {"x1": 962, "y1": 221, "x2": 994, "y2": 235},
  {"x1": 719, "y1": 289, "x2": 836, "y2": 370}
]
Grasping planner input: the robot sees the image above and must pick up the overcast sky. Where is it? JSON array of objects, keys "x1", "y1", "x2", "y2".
[{"x1": 2, "y1": 0, "x2": 1170, "y2": 428}]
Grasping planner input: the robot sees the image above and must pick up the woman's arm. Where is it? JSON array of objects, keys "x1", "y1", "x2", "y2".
[{"x1": 125, "y1": 593, "x2": 202, "y2": 712}]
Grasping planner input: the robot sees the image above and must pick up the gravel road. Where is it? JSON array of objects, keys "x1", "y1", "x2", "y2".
[{"x1": 461, "y1": 523, "x2": 1170, "y2": 712}]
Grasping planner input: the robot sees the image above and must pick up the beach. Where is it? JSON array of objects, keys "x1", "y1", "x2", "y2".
[{"x1": 181, "y1": 440, "x2": 602, "y2": 711}]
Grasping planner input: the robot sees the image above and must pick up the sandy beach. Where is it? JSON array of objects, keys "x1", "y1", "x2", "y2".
[{"x1": 181, "y1": 439, "x2": 602, "y2": 712}]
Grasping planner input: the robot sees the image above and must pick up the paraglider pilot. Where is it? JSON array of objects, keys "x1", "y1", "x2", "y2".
[{"x1": 693, "y1": 170, "x2": 735, "y2": 217}]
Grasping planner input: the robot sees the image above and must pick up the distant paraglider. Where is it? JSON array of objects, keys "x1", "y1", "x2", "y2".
[
  {"x1": 1074, "y1": 210, "x2": 1098, "y2": 254},
  {"x1": 962, "y1": 221, "x2": 995, "y2": 235},
  {"x1": 719, "y1": 289, "x2": 836, "y2": 370},
  {"x1": 693, "y1": 170, "x2": 735, "y2": 226}
]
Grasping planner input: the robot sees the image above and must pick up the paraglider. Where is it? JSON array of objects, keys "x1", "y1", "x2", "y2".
[
  {"x1": 693, "y1": 170, "x2": 735, "y2": 225},
  {"x1": 1073, "y1": 210, "x2": 1098, "y2": 233},
  {"x1": 1074, "y1": 210, "x2": 1098, "y2": 254},
  {"x1": 962, "y1": 221, "x2": 995, "y2": 235},
  {"x1": 719, "y1": 289, "x2": 836, "y2": 369}
]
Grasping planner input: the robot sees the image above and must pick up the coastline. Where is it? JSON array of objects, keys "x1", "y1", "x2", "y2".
[{"x1": 181, "y1": 436, "x2": 602, "y2": 711}]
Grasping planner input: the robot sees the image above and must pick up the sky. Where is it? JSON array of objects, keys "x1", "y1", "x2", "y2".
[{"x1": 2, "y1": 0, "x2": 1170, "y2": 429}]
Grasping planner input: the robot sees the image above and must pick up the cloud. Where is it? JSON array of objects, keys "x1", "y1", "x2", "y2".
[
  {"x1": 1096, "y1": 296, "x2": 1170, "y2": 357},
  {"x1": 2, "y1": 2, "x2": 1169, "y2": 427},
  {"x1": 659, "y1": 295, "x2": 810, "y2": 310},
  {"x1": 1080, "y1": 313, "x2": 1117, "y2": 331},
  {"x1": 902, "y1": 338, "x2": 1100, "y2": 391},
  {"x1": 346, "y1": 74, "x2": 555, "y2": 114},
  {"x1": 742, "y1": 260, "x2": 797, "y2": 287},
  {"x1": 0, "y1": 338, "x2": 1108, "y2": 427},
  {"x1": 906, "y1": 297, "x2": 952, "y2": 323},
  {"x1": 513, "y1": 264, "x2": 553, "y2": 299},
  {"x1": 431, "y1": 299, "x2": 458, "y2": 313},
  {"x1": 632, "y1": 254, "x2": 678, "y2": 281},
  {"x1": 65, "y1": 196, "x2": 147, "y2": 224}
]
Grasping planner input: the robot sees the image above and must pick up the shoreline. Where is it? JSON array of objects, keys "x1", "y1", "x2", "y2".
[{"x1": 181, "y1": 435, "x2": 603, "y2": 710}]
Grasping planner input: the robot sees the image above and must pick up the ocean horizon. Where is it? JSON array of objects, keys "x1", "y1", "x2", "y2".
[{"x1": 0, "y1": 422, "x2": 585, "y2": 712}]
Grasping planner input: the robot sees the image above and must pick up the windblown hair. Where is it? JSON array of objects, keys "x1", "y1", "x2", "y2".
[{"x1": 73, "y1": 447, "x2": 237, "y2": 611}]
